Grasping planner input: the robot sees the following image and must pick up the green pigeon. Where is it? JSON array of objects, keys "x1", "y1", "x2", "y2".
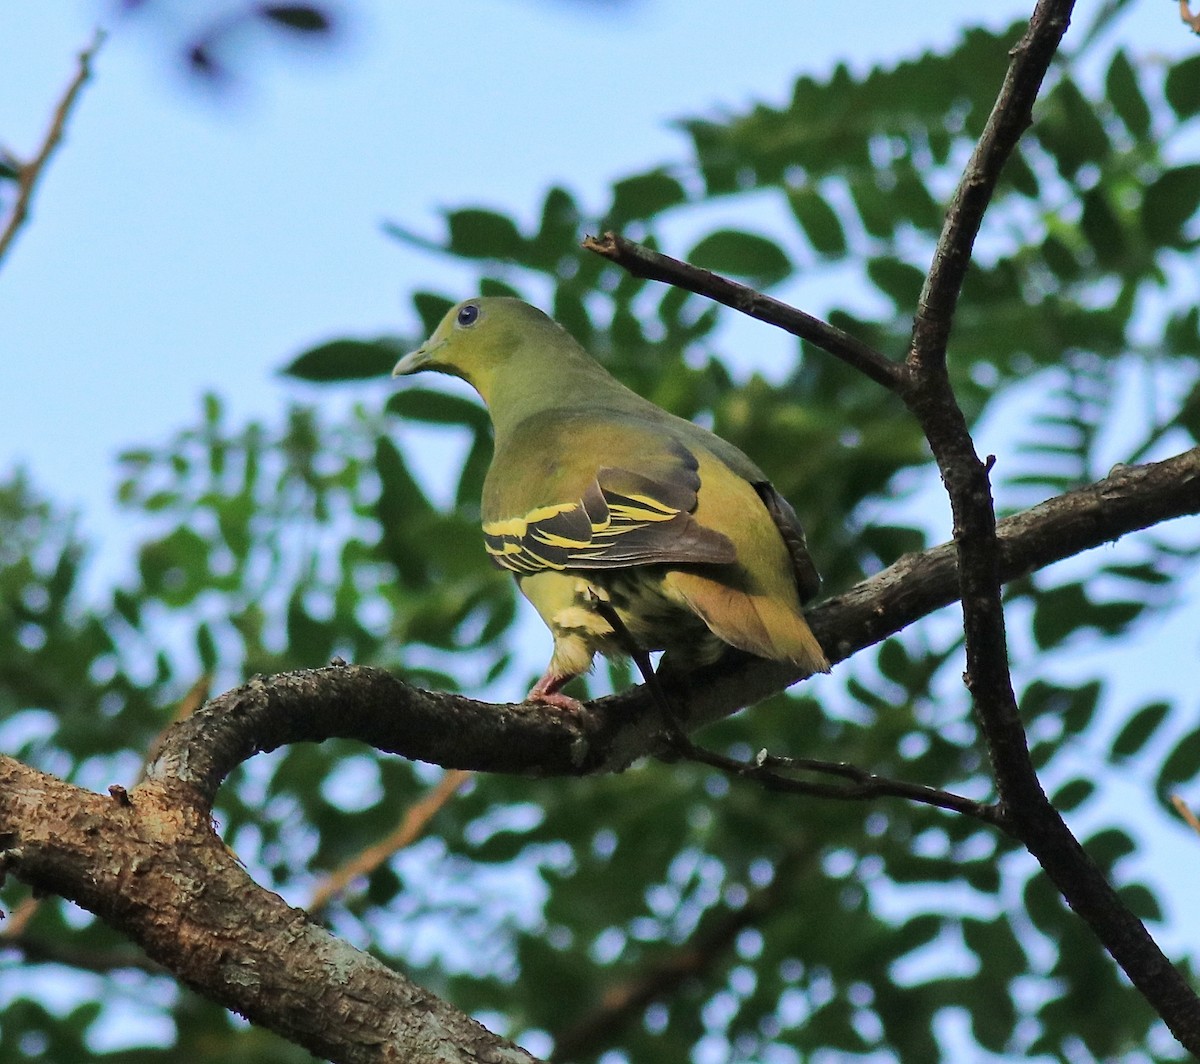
[{"x1": 392, "y1": 297, "x2": 830, "y2": 710}]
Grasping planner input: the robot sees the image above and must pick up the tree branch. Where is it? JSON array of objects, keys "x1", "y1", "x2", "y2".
[
  {"x1": 674, "y1": 743, "x2": 1006, "y2": 827},
  {"x1": 1180, "y1": 0, "x2": 1200, "y2": 35},
  {"x1": 582, "y1": 231, "x2": 904, "y2": 392},
  {"x1": 134, "y1": 446, "x2": 1200, "y2": 796},
  {"x1": 588, "y1": 6, "x2": 1200, "y2": 1050},
  {"x1": 894, "y1": 1, "x2": 1200, "y2": 1054},
  {"x1": 0, "y1": 758, "x2": 538, "y2": 1064},
  {"x1": 0, "y1": 30, "x2": 103, "y2": 270}
]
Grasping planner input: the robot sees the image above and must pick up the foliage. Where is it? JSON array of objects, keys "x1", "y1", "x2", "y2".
[{"x1": 4, "y1": 15, "x2": 1200, "y2": 1064}]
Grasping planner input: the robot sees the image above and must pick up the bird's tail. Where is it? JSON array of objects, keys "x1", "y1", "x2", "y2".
[{"x1": 665, "y1": 570, "x2": 831, "y2": 675}]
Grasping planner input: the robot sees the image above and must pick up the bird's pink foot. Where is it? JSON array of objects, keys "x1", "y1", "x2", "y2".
[{"x1": 527, "y1": 673, "x2": 586, "y2": 713}]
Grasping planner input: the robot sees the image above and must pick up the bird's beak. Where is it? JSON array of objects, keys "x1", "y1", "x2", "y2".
[{"x1": 392, "y1": 340, "x2": 442, "y2": 377}]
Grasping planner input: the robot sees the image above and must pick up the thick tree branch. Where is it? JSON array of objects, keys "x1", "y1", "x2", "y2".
[
  {"x1": 582, "y1": 231, "x2": 903, "y2": 391},
  {"x1": 0, "y1": 758, "x2": 537, "y2": 1064},
  {"x1": 0, "y1": 30, "x2": 103, "y2": 270}
]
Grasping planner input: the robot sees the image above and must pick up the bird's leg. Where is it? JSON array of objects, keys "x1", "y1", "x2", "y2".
[
  {"x1": 584, "y1": 591, "x2": 693, "y2": 749},
  {"x1": 526, "y1": 671, "x2": 586, "y2": 713}
]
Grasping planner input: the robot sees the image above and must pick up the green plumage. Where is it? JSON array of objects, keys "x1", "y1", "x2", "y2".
[{"x1": 393, "y1": 297, "x2": 830, "y2": 709}]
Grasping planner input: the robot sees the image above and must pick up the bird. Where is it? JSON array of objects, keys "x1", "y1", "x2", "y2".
[{"x1": 392, "y1": 296, "x2": 830, "y2": 711}]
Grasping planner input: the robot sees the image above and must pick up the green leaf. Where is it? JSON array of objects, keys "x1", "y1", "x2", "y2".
[
  {"x1": 1021, "y1": 678, "x2": 1102, "y2": 733},
  {"x1": 413, "y1": 291, "x2": 455, "y2": 334},
  {"x1": 282, "y1": 338, "x2": 402, "y2": 382},
  {"x1": 445, "y1": 207, "x2": 526, "y2": 260},
  {"x1": 1141, "y1": 165, "x2": 1200, "y2": 248},
  {"x1": 552, "y1": 286, "x2": 593, "y2": 347},
  {"x1": 479, "y1": 276, "x2": 522, "y2": 298},
  {"x1": 1038, "y1": 80, "x2": 1110, "y2": 178},
  {"x1": 1080, "y1": 188, "x2": 1126, "y2": 270},
  {"x1": 686, "y1": 229, "x2": 792, "y2": 287},
  {"x1": 113, "y1": 588, "x2": 141, "y2": 626},
  {"x1": 1041, "y1": 234, "x2": 1082, "y2": 280},
  {"x1": 608, "y1": 171, "x2": 687, "y2": 225},
  {"x1": 1116, "y1": 883, "x2": 1162, "y2": 923},
  {"x1": 1165, "y1": 54, "x2": 1200, "y2": 119},
  {"x1": 1002, "y1": 150, "x2": 1040, "y2": 198},
  {"x1": 1157, "y1": 726, "x2": 1200, "y2": 793},
  {"x1": 258, "y1": 3, "x2": 332, "y2": 33},
  {"x1": 1105, "y1": 50, "x2": 1151, "y2": 142},
  {"x1": 1110, "y1": 701, "x2": 1170, "y2": 760},
  {"x1": 1032, "y1": 583, "x2": 1139, "y2": 649},
  {"x1": 1024, "y1": 872, "x2": 1063, "y2": 934},
  {"x1": 538, "y1": 186, "x2": 580, "y2": 245},
  {"x1": 287, "y1": 591, "x2": 333, "y2": 661},
  {"x1": 893, "y1": 163, "x2": 942, "y2": 230},
  {"x1": 787, "y1": 186, "x2": 846, "y2": 256},
  {"x1": 849, "y1": 176, "x2": 894, "y2": 238},
  {"x1": 1051, "y1": 778, "x2": 1094, "y2": 812},
  {"x1": 196, "y1": 621, "x2": 217, "y2": 672},
  {"x1": 1083, "y1": 827, "x2": 1136, "y2": 872},
  {"x1": 137, "y1": 526, "x2": 211, "y2": 606},
  {"x1": 866, "y1": 258, "x2": 924, "y2": 308},
  {"x1": 374, "y1": 437, "x2": 434, "y2": 584}
]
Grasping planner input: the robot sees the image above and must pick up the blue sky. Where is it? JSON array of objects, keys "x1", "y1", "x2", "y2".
[{"x1": 2, "y1": 0, "x2": 1078, "y2": 538}]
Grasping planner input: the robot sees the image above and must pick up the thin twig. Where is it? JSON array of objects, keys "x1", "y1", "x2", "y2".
[
  {"x1": 586, "y1": 584, "x2": 1004, "y2": 825},
  {"x1": 582, "y1": 231, "x2": 904, "y2": 392},
  {"x1": 584, "y1": 5, "x2": 1200, "y2": 1052},
  {"x1": 307, "y1": 769, "x2": 472, "y2": 916},
  {"x1": 679, "y1": 743, "x2": 1006, "y2": 827},
  {"x1": 1181, "y1": 1, "x2": 1200, "y2": 34},
  {"x1": 0, "y1": 29, "x2": 104, "y2": 270},
  {"x1": 0, "y1": 896, "x2": 40, "y2": 937},
  {"x1": 1171, "y1": 795, "x2": 1200, "y2": 837}
]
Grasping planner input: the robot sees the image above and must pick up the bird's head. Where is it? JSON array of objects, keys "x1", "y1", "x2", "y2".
[
  {"x1": 392, "y1": 296, "x2": 624, "y2": 427},
  {"x1": 392, "y1": 297, "x2": 559, "y2": 398}
]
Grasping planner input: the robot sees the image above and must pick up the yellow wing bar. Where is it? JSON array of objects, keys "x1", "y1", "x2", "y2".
[{"x1": 483, "y1": 462, "x2": 734, "y2": 576}]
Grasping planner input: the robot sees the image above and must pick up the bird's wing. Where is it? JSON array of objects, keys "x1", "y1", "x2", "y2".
[
  {"x1": 483, "y1": 438, "x2": 736, "y2": 575},
  {"x1": 754, "y1": 482, "x2": 822, "y2": 603}
]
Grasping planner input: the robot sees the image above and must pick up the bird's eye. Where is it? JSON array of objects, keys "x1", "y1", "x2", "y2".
[{"x1": 456, "y1": 304, "x2": 480, "y2": 328}]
